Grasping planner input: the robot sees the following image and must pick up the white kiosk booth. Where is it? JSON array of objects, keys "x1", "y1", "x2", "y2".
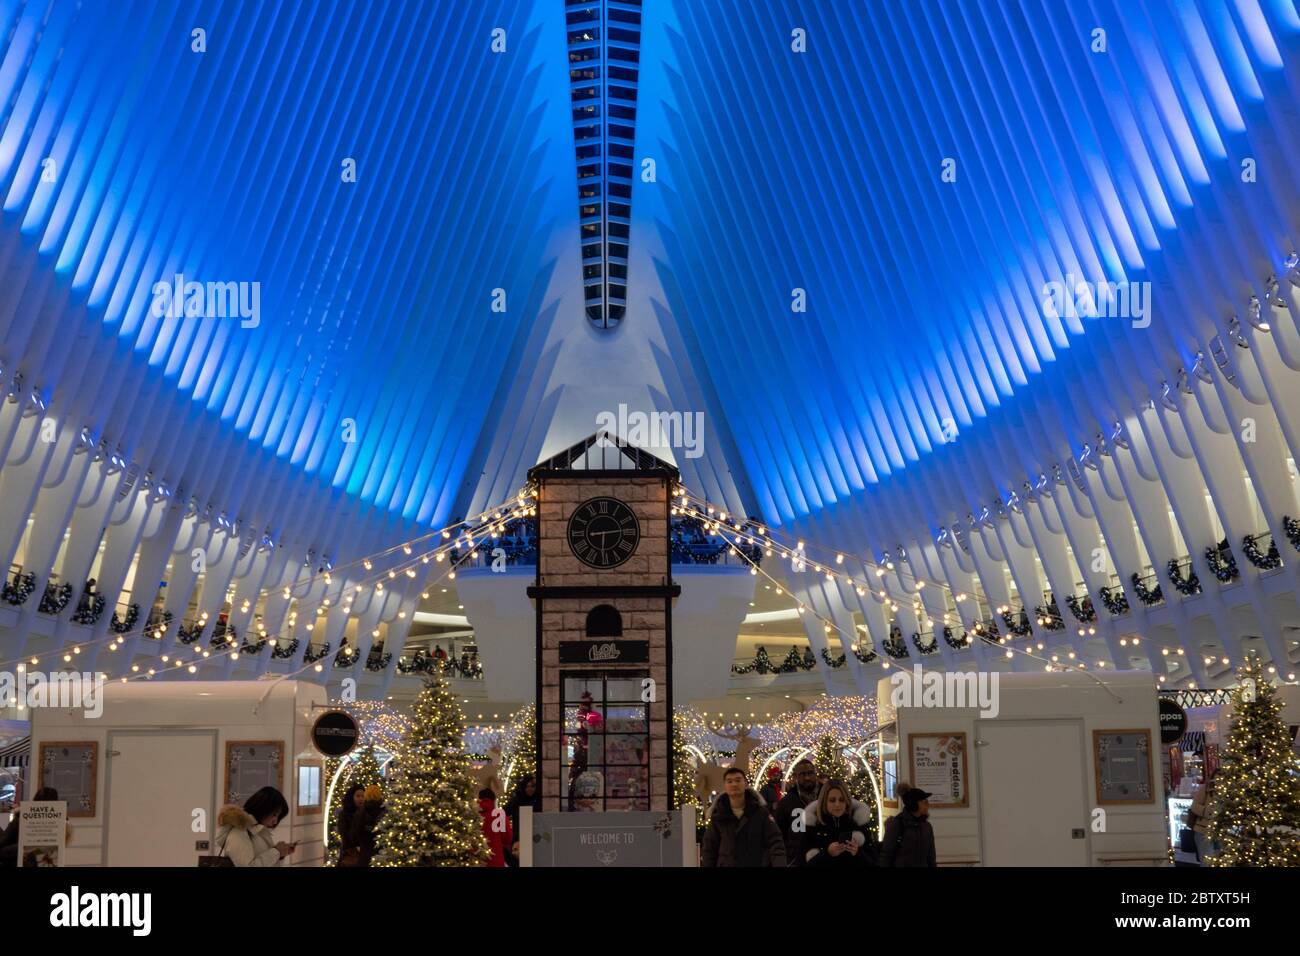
[
  {"x1": 877, "y1": 669, "x2": 1168, "y2": 866},
  {"x1": 29, "y1": 680, "x2": 327, "y2": 866}
]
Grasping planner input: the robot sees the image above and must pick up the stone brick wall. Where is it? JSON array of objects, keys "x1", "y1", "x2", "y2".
[
  {"x1": 536, "y1": 476, "x2": 669, "y2": 587},
  {"x1": 535, "y1": 475, "x2": 672, "y2": 812}
]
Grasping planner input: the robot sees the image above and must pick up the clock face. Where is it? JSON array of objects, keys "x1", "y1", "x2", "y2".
[{"x1": 567, "y1": 497, "x2": 640, "y2": 569}]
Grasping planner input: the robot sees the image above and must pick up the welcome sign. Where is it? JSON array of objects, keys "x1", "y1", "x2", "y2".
[{"x1": 527, "y1": 810, "x2": 693, "y2": 867}]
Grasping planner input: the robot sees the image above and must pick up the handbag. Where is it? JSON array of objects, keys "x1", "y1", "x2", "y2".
[
  {"x1": 198, "y1": 828, "x2": 236, "y2": 867},
  {"x1": 1177, "y1": 828, "x2": 1197, "y2": 854}
]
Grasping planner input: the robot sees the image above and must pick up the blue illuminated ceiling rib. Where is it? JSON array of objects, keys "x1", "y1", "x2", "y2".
[
  {"x1": 0, "y1": 0, "x2": 567, "y2": 545},
  {"x1": 646, "y1": 0, "x2": 1300, "y2": 530},
  {"x1": 567, "y1": 0, "x2": 642, "y2": 329}
]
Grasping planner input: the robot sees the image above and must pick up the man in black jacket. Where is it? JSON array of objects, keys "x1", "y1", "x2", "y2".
[
  {"x1": 774, "y1": 758, "x2": 820, "y2": 865},
  {"x1": 879, "y1": 787, "x2": 937, "y2": 867},
  {"x1": 701, "y1": 768, "x2": 786, "y2": 867}
]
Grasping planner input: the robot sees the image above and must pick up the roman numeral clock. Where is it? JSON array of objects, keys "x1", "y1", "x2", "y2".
[{"x1": 527, "y1": 434, "x2": 680, "y2": 813}]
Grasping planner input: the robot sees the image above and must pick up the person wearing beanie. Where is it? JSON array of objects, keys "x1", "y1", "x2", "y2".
[
  {"x1": 759, "y1": 765, "x2": 783, "y2": 808},
  {"x1": 879, "y1": 787, "x2": 937, "y2": 867}
]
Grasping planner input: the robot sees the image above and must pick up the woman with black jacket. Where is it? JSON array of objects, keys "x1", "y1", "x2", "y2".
[
  {"x1": 338, "y1": 783, "x2": 384, "y2": 867},
  {"x1": 503, "y1": 775, "x2": 540, "y2": 865},
  {"x1": 800, "y1": 780, "x2": 874, "y2": 866}
]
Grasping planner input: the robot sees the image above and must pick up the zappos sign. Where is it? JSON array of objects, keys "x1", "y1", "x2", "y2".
[{"x1": 1158, "y1": 698, "x2": 1188, "y2": 745}]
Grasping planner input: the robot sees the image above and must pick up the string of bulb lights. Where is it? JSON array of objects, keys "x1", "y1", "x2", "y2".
[
  {"x1": 674, "y1": 486, "x2": 1300, "y2": 688},
  {"x1": 672, "y1": 499, "x2": 1268, "y2": 688},
  {"x1": 0, "y1": 489, "x2": 537, "y2": 680}
]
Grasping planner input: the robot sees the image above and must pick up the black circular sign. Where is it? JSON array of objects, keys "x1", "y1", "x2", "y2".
[
  {"x1": 1158, "y1": 697, "x2": 1187, "y2": 745},
  {"x1": 311, "y1": 710, "x2": 360, "y2": 758},
  {"x1": 566, "y1": 497, "x2": 640, "y2": 569}
]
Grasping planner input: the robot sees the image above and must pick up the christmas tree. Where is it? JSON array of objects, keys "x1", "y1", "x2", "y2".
[
  {"x1": 500, "y1": 703, "x2": 537, "y2": 796},
  {"x1": 1207, "y1": 653, "x2": 1300, "y2": 867},
  {"x1": 672, "y1": 717, "x2": 706, "y2": 840},
  {"x1": 374, "y1": 674, "x2": 489, "y2": 866},
  {"x1": 326, "y1": 745, "x2": 384, "y2": 865},
  {"x1": 812, "y1": 734, "x2": 848, "y2": 781}
]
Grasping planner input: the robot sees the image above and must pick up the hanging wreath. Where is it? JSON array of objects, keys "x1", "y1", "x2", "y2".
[
  {"x1": 1034, "y1": 602, "x2": 1065, "y2": 631},
  {"x1": 271, "y1": 637, "x2": 300, "y2": 659},
  {"x1": 300, "y1": 642, "x2": 327, "y2": 665},
  {"x1": 38, "y1": 582, "x2": 74, "y2": 615},
  {"x1": 1065, "y1": 594, "x2": 1097, "y2": 623},
  {"x1": 1241, "y1": 533, "x2": 1281, "y2": 571},
  {"x1": 999, "y1": 608, "x2": 1033, "y2": 636},
  {"x1": 910, "y1": 631, "x2": 939, "y2": 655},
  {"x1": 1098, "y1": 585, "x2": 1130, "y2": 616},
  {"x1": 1167, "y1": 558, "x2": 1202, "y2": 595},
  {"x1": 942, "y1": 625, "x2": 970, "y2": 650},
  {"x1": 1130, "y1": 572, "x2": 1163, "y2": 606},
  {"x1": 106, "y1": 601, "x2": 137, "y2": 632},
  {"x1": 882, "y1": 633, "x2": 910, "y2": 659},
  {"x1": 210, "y1": 623, "x2": 238, "y2": 648},
  {"x1": 178, "y1": 621, "x2": 206, "y2": 644},
  {"x1": 72, "y1": 593, "x2": 108, "y2": 626},
  {"x1": 1284, "y1": 515, "x2": 1300, "y2": 553},
  {"x1": 1204, "y1": 541, "x2": 1239, "y2": 583},
  {"x1": 3, "y1": 571, "x2": 36, "y2": 606},
  {"x1": 820, "y1": 647, "x2": 846, "y2": 668}
]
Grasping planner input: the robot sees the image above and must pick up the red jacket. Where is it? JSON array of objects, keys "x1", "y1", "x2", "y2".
[{"x1": 479, "y1": 798, "x2": 514, "y2": 867}]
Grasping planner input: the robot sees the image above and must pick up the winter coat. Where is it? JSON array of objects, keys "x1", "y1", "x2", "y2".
[
  {"x1": 339, "y1": 801, "x2": 384, "y2": 867},
  {"x1": 879, "y1": 811, "x2": 937, "y2": 867},
  {"x1": 213, "y1": 805, "x2": 282, "y2": 867},
  {"x1": 479, "y1": 798, "x2": 514, "y2": 868},
  {"x1": 701, "y1": 790, "x2": 786, "y2": 867},
  {"x1": 801, "y1": 799, "x2": 876, "y2": 867},
  {"x1": 774, "y1": 786, "x2": 819, "y2": 865},
  {"x1": 504, "y1": 790, "x2": 540, "y2": 844},
  {"x1": 1188, "y1": 782, "x2": 1215, "y2": 835}
]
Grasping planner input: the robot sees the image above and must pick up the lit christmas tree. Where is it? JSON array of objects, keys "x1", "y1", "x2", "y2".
[
  {"x1": 1207, "y1": 653, "x2": 1300, "y2": 867},
  {"x1": 374, "y1": 674, "x2": 489, "y2": 866},
  {"x1": 326, "y1": 745, "x2": 384, "y2": 865},
  {"x1": 672, "y1": 716, "x2": 706, "y2": 840},
  {"x1": 499, "y1": 703, "x2": 536, "y2": 795},
  {"x1": 812, "y1": 734, "x2": 848, "y2": 781}
]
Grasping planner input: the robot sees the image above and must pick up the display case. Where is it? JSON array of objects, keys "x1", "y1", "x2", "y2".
[
  {"x1": 561, "y1": 672, "x2": 650, "y2": 811},
  {"x1": 1167, "y1": 796, "x2": 1195, "y2": 863}
]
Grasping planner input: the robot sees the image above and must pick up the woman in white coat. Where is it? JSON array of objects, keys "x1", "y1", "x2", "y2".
[{"x1": 214, "y1": 787, "x2": 296, "y2": 867}]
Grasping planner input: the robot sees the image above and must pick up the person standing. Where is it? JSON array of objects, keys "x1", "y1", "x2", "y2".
[
  {"x1": 214, "y1": 787, "x2": 296, "y2": 867},
  {"x1": 478, "y1": 789, "x2": 514, "y2": 868},
  {"x1": 774, "y1": 758, "x2": 820, "y2": 865},
  {"x1": 1188, "y1": 773, "x2": 1218, "y2": 864},
  {"x1": 701, "y1": 768, "x2": 786, "y2": 867},
  {"x1": 338, "y1": 783, "x2": 384, "y2": 867},
  {"x1": 504, "y1": 775, "x2": 540, "y2": 865},
  {"x1": 879, "y1": 787, "x2": 937, "y2": 867},
  {"x1": 800, "y1": 780, "x2": 873, "y2": 866},
  {"x1": 759, "y1": 765, "x2": 783, "y2": 808}
]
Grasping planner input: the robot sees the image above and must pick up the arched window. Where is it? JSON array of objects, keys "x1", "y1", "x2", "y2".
[{"x1": 586, "y1": 604, "x2": 622, "y2": 637}]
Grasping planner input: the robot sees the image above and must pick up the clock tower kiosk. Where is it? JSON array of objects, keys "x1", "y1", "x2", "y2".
[{"x1": 527, "y1": 433, "x2": 680, "y2": 812}]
